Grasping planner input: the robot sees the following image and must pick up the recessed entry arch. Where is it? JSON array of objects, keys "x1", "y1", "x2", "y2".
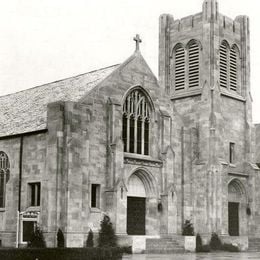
[
  {"x1": 126, "y1": 168, "x2": 158, "y2": 235},
  {"x1": 228, "y1": 178, "x2": 247, "y2": 236},
  {"x1": 127, "y1": 167, "x2": 158, "y2": 198}
]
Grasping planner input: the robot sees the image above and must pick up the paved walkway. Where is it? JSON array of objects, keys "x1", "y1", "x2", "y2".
[{"x1": 123, "y1": 252, "x2": 260, "y2": 260}]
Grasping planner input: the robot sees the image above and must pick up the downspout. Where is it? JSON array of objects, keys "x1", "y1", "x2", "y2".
[
  {"x1": 16, "y1": 136, "x2": 23, "y2": 247},
  {"x1": 18, "y1": 136, "x2": 23, "y2": 211},
  {"x1": 181, "y1": 127, "x2": 185, "y2": 228}
]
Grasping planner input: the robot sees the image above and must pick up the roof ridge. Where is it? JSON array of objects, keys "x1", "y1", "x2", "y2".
[{"x1": 0, "y1": 64, "x2": 120, "y2": 98}]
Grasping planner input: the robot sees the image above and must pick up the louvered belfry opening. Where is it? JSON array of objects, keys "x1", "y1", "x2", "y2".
[
  {"x1": 230, "y1": 45, "x2": 238, "y2": 91},
  {"x1": 122, "y1": 89, "x2": 151, "y2": 155},
  {"x1": 174, "y1": 45, "x2": 185, "y2": 91},
  {"x1": 188, "y1": 41, "x2": 200, "y2": 88},
  {"x1": 220, "y1": 41, "x2": 228, "y2": 88}
]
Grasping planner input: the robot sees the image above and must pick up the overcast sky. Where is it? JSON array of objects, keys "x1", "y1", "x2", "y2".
[{"x1": 0, "y1": 0, "x2": 259, "y2": 122}]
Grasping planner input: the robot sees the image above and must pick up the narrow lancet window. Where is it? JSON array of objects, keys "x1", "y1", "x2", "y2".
[
  {"x1": 230, "y1": 45, "x2": 238, "y2": 91},
  {"x1": 174, "y1": 45, "x2": 185, "y2": 91},
  {"x1": 188, "y1": 41, "x2": 200, "y2": 88},
  {"x1": 220, "y1": 41, "x2": 228, "y2": 88},
  {"x1": 0, "y1": 152, "x2": 10, "y2": 208}
]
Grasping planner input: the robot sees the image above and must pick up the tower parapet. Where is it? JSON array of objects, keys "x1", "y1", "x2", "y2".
[
  {"x1": 159, "y1": 0, "x2": 250, "y2": 100},
  {"x1": 202, "y1": 0, "x2": 219, "y2": 22}
]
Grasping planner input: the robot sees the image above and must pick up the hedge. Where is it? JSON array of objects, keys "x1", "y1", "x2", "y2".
[{"x1": 0, "y1": 247, "x2": 123, "y2": 260}]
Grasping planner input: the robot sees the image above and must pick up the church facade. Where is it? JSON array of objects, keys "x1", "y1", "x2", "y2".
[{"x1": 0, "y1": 0, "x2": 260, "y2": 251}]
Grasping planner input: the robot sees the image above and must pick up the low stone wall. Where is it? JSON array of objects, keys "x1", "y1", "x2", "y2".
[
  {"x1": 117, "y1": 235, "x2": 160, "y2": 253},
  {"x1": 220, "y1": 236, "x2": 248, "y2": 251}
]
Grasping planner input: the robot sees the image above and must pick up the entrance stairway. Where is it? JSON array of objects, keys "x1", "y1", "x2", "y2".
[
  {"x1": 248, "y1": 237, "x2": 260, "y2": 252},
  {"x1": 146, "y1": 236, "x2": 185, "y2": 254}
]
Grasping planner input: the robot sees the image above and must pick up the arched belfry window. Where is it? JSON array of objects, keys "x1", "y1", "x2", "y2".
[
  {"x1": 188, "y1": 41, "x2": 200, "y2": 88},
  {"x1": 230, "y1": 45, "x2": 239, "y2": 91},
  {"x1": 219, "y1": 40, "x2": 228, "y2": 88},
  {"x1": 173, "y1": 40, "x2": 201, "y2": 91},
  {"x1": 174, "y1": 44, "x2": 185, "y2": 91},
  {"x1": 0, "y1": 152, "x2": 10, "y2": 208},
  {"x1": 122, "y1": 89, "x2": 151, "y2": 155},
  {"x1": 219, "y1": 41, "x2": 240, "y2": 92}
]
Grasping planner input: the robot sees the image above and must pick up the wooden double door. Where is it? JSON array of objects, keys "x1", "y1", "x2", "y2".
[{"x1": 127, "y1": 196, "x2": 146, "y2": 235}]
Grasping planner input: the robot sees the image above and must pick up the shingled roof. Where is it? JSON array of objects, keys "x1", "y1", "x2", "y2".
[{"x1": 0, "y1": 64, "x2": 119, "y2": 138}]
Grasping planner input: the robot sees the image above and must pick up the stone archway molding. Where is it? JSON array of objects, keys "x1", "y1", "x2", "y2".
[
  {"x1": 127, "y1": 167, "x2": 158, "y2": 198},
  {"x1": 228, "y1": 178, "x2": 248, "y2": 203}
]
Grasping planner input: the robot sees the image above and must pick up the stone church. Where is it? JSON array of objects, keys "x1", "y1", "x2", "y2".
[{"x1": 0, "y1": 0, "x2": 260, "y2": 251}]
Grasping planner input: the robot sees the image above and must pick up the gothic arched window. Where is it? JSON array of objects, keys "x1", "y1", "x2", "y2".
[
  {"x1": 174, "y1": 44, "x2": 185, "y2": 91},
  {"x1": 122, "y1": 89, "x2": 151, "y2": 155},
  {"x1": 0, "y1": 152, "x2": 10, "y2": 208},
  {"x1": 219, "y1": 40, "x2": 228, "y2": 88},
  {"x1": 230, "y1": 45, "x2": 239, "y2": 91},
  {"x1": 219, "y1": 41, "x2": 240, "y2": 92},
  {"x1": 188, "y1": 41, "x2": 200, "y2": 88}
]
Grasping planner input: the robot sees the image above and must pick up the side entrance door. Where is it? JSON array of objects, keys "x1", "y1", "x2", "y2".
[
  {"x1": 228, "y1": 202, "x2": 239, "y2": 236},
  {"x1": 127, "y1": 196, "x2": 145, "y2": 235}
]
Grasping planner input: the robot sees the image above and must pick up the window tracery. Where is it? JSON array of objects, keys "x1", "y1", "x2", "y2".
[{"x1": 122, "y1": 89, "x2": 151, "y2": 155}]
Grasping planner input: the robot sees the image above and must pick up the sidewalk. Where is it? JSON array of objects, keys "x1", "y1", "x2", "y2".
[{"x1": 123, "y1": 252, "x2": 260, "y2": 260}]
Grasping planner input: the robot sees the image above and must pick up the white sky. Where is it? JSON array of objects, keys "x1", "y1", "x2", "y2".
[{"x1": 0, "y1": 0, "x2": 259, "y2": 123}]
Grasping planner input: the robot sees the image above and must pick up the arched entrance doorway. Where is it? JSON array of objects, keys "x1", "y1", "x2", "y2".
[
  {"x1": 127, "y1": 169, "x2": 157, "y2": 235},
  {"x1": 228, "y1": 179, "x2": 247, "y2": 236}
]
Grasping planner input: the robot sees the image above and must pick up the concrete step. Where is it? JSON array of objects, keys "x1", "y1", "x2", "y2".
[
  {"x1": 146, "y1": 236, "x2": 185, "y2": 254},
  {"x1": 248, "y1": 237, "x2": 260, "y2": 252},
  {"x1": 146, "y1": 249, "x2": 185, "y2": 254}
]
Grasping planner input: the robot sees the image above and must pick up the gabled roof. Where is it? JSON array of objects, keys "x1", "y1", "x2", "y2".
[{"x1": 0, "y1": 64, "x2": 119, "y2": 138}]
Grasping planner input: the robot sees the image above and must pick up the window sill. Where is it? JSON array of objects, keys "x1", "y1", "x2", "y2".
[
  {"x1": 0, "y1": 208, "x2": 5, "y2": 212},
  {"x1": 124, "y1": 152, "x2": 154, "y2": 160},
  {"x1": 90, "y1": 207, "x2": 101, "y2": 213},
  {"x1": 229, "y1": 163, "x2": 236, "y2": 168},
  {"x1": 220, "y1": 89, "x2": 246, "y2": 102},
  {"x1": 171, "y1": 88, "x2": 202, "y2": 100},
  {"x1": 26, "y1": 206, "x2": 40, "y2": 212}
]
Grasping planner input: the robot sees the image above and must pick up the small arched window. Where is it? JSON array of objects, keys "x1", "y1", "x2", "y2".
[
  {"x1": 230, "y1": 45, "x2": 239, "y2": 91},
  {"x1": 188, "y1": 41, "x2": 200, "y2": 88},
  {"x1": 122, "y1": 89, "x2": 151, "y2": 155},
  {"x1": 0, "y1": 152, "x2": 10, "y2": 208},
  {"x1": 174, "y1": 45, "x2": 185, "y2": 91},
  {"x1": 219, "y1": 41, "x2": 228, "y2": 88}
]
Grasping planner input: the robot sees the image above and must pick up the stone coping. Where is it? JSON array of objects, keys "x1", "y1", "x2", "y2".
[{"x1": 124, "y1": 153, "x2": 163, "y2": 168}]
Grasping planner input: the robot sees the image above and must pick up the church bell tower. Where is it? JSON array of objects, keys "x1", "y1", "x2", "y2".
[{"x1": 159, "y1": 0, "x2": 254, "y2": 236}]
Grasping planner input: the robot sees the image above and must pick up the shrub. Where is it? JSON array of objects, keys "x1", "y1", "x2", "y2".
[
  {"x1": 86, "y1": 229, "x2": 94, "y2": 247},
  {"x1": 182, "y1": 220, "x2": 194, "y2": 236},
  {"x1": 28, "y1": 225, "x2": 46, "y2": 248},
  {"x1": 197, "y1": 244, "x2": 211, "y2": 252},
  {"x1": 120, "y1": 246, "x2": 132, "y2": 254},
  {"x1": 196, "y1": 233, "x2": 211, "y2": 252},
  {"x1": 98, "y1": 215, "x2": 117, "y2": 247},
  {"x1": 196, "y1": 233, "x2": 203, "y2": 249},
  {"x1": 57, "y1": 229, "x2": 65, "y2": 248},
  {"x1": 209, "y1": 232, "x2": 222, "y2": 250},
  {"x1": 221, "y1": 243, "x2": 239, "y2": 252},
  {"x1": 0, "y1": 247, "x2": 123, "y2": 260}
]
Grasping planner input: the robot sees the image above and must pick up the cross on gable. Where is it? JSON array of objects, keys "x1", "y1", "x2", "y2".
[{"x1": 133, "y1": 34, "x2": 142, "y2": 51}]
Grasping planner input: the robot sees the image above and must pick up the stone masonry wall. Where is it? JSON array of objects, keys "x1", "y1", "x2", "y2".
[
  {"x1": 80, "y1": 51, "x2": 183, "y2": 238},
  {"x1": 256, "y1": 124, "x2": 260, "y2": 164},
  {"x1": 0, "y1": 138, "x2": 20, "y2": 247},
  {"x1": 0, "y1": 132, "x2": 47, "y2": 247}
]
